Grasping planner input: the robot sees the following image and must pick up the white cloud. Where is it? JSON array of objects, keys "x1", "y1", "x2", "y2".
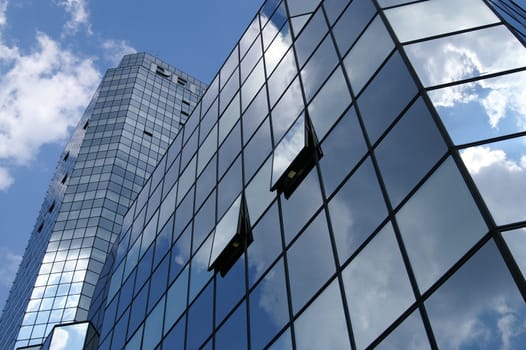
[
  {"x1": 461, "y1": 144, "x2": 526, "y2": 224},
  {"x1": 0, "y1": 32, "x2": 101, "y2": 189},
  {"x1": 0, "y1": 0, "x2": 7, "y2": 27},
  {"x1": 0, "y1": 246, "x2": 22, "y2": 288},
  {"x1": 0, "y1": 166, "x2": 13, "y2": 190},
  {"x1": 55, "y1": 0, "x2": 91, "y2": 36},
  {"x1": 101, "y1": 39, "x2": 136, "y2": 66}
]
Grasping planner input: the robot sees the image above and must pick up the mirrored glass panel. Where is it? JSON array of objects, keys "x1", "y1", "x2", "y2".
[
  {"x1": 264, "y1": 22, "x2": 292, "y2": 76},
  {"x1": 396, "y1": 158, "x2": 487, "y2": 292},
  {"x1": 385, "y1": 0, "x2": 499, "y2": 43},
  {"x1": 308, "y1": 66, "x2": 352, "y2": 140},
  {"x1": 246, "y1": 157, "x2": 275, "y2": 223},
  {"x1": 294, "y1": 9, "x2": 327, "y2": 68},
  {"x1": 343, "y1": 223, "x2": 414, "y2": 350},
  {"x1": 376, "y1": 310, "x2": 430, "y2": 350},
  {"x1": 375, "y1": 98, "x2": 447, "y2": 206},
  {"x1": 270, "y1": 78, "x2": 304, "y2": 142},
  {"x1": 332, "y1": 0, "x2": 376, "y2": 56},
  {"x1": 460, "y1": 136, "x2": 526, "y2": 225},
  {"x1": 406, "y1": 25, "x2": 526, "y2": 87},
  {"x1": 357, "y1": 51, "x2": 418, "y2": 144},
  {"x1": 502, "y1": 228, "x2": 526, "y2": 280},
  {"x1": 294, "y1": 280, "x2": 351, "y2": 350},
  {"x1": 429, "y1": 70, "x2": 526, "y2": 145},
  {"x1": 343, "y1": 15, "x2": 394, "y2": 94},
  {"x1": 426, "y1": 240, "x2": 526, "y2": 349},
  {"x1": 48, "y1": 322, "x2": 89, "y2": 349},
  {"x1": 249, "y1": 259, "x2": 289, "y2": 350},
  {"x1": 287, "y1": 211, "x2": 334, "y2": 313},
  {"x1": 209, "y1": 196, "x2": 242, "y2": 269},
  {"x1": 287, "y1": 0, "x2": 321, "y2": 17},
  {"x1": 329, "y1": 157, "x2": 388, "y2": 263},
  {"x1": 271, "y1": 115, "x2": 305, "y2": 188}
]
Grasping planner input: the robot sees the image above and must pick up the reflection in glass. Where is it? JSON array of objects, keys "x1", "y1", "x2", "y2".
[
  {"x1": 294, "y1": 279, "x2": 351, "y2": 350},
  {"x1": 290, "y1": 14, "x2": 311, "y2": 36},
  {"x1": 375, "y1": 98, "x2": 447, "y2": 206},
  {"x1": 308, "y1": 66, "x2": 352, "y2": 140},
  {"x1": 429, "y1": 71, "x2": 526, "y2": 145},
  {"x1": 301, "y1": 35, "x2": 339, "y2": 102},
  {"x1": 287, "y1": 0, "x2": 321, "y2": 17},
  {"x1": 376, "y1": 310, "x2": 430, "y2": 350},
  {"x1": 426, "y1": 240, "x2": 526, "y2": 349},
  {"x1": 460, "y1": 136, "x2": 526, "y2": 225},
  {"x1": 358, "y1": 52, "x2": 418, "y2": 144},
  {"x1": 287, "y1": 211, "x2": 334, "y2": 313},
  {"x1": 329, "y1": 157, "x2": 388, "y2": 263},
  {"x1": 502, "y1": 228, "x2": 526, "y2": 280},
  {"x1": 246, "y1": 157, "x2": 275, "y2": 223},
  {"x1": 343, "y1": 223, "x2": 414, "y2": 350},
  {"x1": 385, "y1": 0, "x2": 499, "y2": 42},
  {"x1": 319, "y1": 107, "x2": 367, "y2": 196},
  {"x1": 270, "y1": 78, "x2": 303, "y2": 142},
  {"x1": 344, "y1": 15, "x2": 394, "y2": 94},
  {"x1": 406, "y1": 25, "x2": 526, "y2": 87},
  {"x1": 397, "y1": 157, "x2": 487, "y2": 292},
  {"x1": 250, "y1": 259, "x2": 289, "y2": 350},
  {"x1": 264, "y1": 20, "x2": 292, "y2": 76},
  {"x1": 216, "y1": 302, "x2": 247, "y2": 350},
  {"x1": 332, "y1": 0, "x2": 376, "y2": 56},
  {"x1": 294, "y1": 8, "x2": 327, "y2": 68}
]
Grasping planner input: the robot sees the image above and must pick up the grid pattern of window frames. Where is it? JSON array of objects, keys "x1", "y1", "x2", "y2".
[{"x1": 94, "y1": 1, "x2": 526, "y2": 349}]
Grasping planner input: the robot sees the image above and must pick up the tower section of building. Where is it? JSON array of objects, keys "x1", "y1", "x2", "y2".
[
  {"x1": 0, "y1": 52, "x2": 206, "y2": 350},
  {"x1": 91, "y1": 1, "x2": 526, "y2": 349}
]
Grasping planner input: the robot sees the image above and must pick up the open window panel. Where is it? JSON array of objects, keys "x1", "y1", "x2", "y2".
[
  {"x1": 208, "y1": 193, "x2": 253, "y2": 277},
  {"x1": 271, "y1": 113, "x2": 322, "y2": 199},
  {"x1": 156, "y1": 65, "x2": 171, "y2": 78}
]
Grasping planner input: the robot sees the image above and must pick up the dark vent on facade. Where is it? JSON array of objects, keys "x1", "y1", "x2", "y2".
[
  {"x1": 61, "y1": 174, "x2": 68, "y2": 184},
  {"x1": 63, "y1": 151, "x2": 69, "y2": 161},
  {"x1": 83, "y1": 121, "x2": 89, "y2": 130},
  {"x1": 182, "y1": 99, "x2": 190, "y2": 106},
  {"x1": 48, "y1": 201, "x2": 55, "y2": 213},
  {"x1": 143, "y1": 130, "x2": 153, "y2": 137},
  {"x1": 181, "y1": 110, "x2": 189, "y2": 117},
  {"x1": 177, "y1": 77, "x2": 187, "y2": 86},
  {"x1": 37, "y1": 223, "x2": 43, "y2": 233},
  {"x1": 156, "y1": 66, "x2": 171, "y2": 78}
]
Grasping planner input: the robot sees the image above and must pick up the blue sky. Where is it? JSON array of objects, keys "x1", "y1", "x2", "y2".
[{"x1": 0, "y1": 0, "x2": 262, "y2": 313}]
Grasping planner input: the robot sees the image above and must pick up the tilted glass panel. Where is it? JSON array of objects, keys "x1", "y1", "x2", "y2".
[
  {"x1": 343, "y1": 222, "x2": 414, "y2": 350},
  {"x1": 426, "y1": 240, "x2": 526, "y2": 349},
  {"x1": 406, "y1": 25, "x2": 526, "y2": 87},
  {"x1": 343, "y1": 15, "x2": 394, "y2": 94},
  {"x1": 294, "y1": 280, "x2": 351, "y2": 350},
  {"x1": 271, "y1": 115, "x2": 305, "y2": 189},
  {"x1": 209, "y1": 196, "x2": 242, "y2": 270},
  {"x1": 460, "y1": 136, "x2": 526, "y2": 225},
  {"x1": 385, "y1": 0, "x2": 500, "y2": 43},
  {"x1": 396, "y1": 157, "x2": 487, "y2": 292},
  {"x1": 47, "y1": 322, "x2": 89, "y2": 349},
  {"x1": 429, "y1": 70, "x2": 526, "y2": 145}
]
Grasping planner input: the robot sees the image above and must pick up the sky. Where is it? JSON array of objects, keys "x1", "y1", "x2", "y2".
[{"x1": 0, "y1": 0, "x2": 262, "y2": 313}]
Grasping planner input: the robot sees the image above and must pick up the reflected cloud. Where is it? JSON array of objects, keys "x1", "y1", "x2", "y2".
[
  {"x1": 460, "y1": 140, "x2": 526, "y2": 224},
  {"x1": 406, "y1": 25, "x2": 526, "y2": 87}
]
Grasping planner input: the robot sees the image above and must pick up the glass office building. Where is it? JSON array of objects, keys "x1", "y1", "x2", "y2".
[
  {"x1": 4, "y1": 0, "x2": 526, "y2": 349},
  {"x1": 0, "y1": 53, "x2": 206, "y2": 350},
  {"x1": 84, "y1": 0, "x2": 526, "y2": 349}
]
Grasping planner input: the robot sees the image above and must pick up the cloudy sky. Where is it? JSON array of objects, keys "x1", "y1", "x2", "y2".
[{"x1": 0, "y1": 0, "x2": 262, "y2": 312}]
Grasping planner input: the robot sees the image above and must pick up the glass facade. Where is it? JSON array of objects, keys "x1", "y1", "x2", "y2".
[
  {"x1": 3, "y1": 0, "x2": 526, "y2": 349},
  {"x1": 88, "y1": 1, "x2": 526, "y2": 350},
  {"x1": 0, "y1": 53, "x2": 206, "y2": 350}
]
